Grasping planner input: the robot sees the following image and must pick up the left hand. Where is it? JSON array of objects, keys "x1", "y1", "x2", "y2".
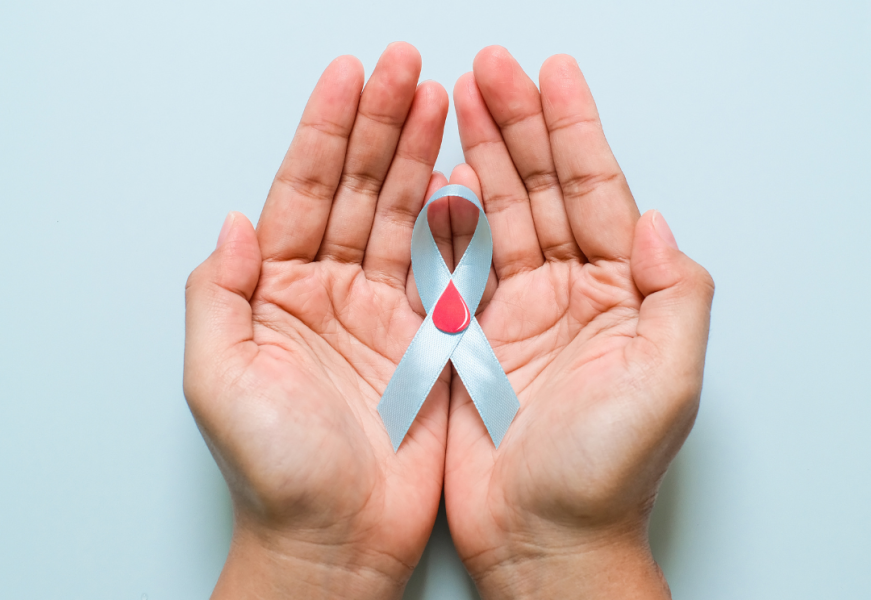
[{"x1": 442, "y1": 47, "x2": 714, "y2": 599}]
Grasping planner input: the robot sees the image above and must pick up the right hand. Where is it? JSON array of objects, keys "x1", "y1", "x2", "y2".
[{"x1": 183, "y1": 42, "x2": 451, "y2": 600}]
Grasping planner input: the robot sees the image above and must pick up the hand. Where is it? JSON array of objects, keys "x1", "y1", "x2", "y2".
[
  {"x1": 183, "y1": 43, "x2": 451, "y2": 599},
  {"x1": 443, "y1": 47, "x2": 714, "y2": 599}
]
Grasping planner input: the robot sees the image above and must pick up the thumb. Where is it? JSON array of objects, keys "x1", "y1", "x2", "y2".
[
  {"x1": 629, "y1": 210, "x2": 715, "y2": 400},
  {"x1": 184, "y1": 212, "x2": 261, "y2": 408}
]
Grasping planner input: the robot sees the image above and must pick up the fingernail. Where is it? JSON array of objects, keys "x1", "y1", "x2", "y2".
[
  {"x1": 653, "y1": 210, "x2": 679, "y2": 250},
  {"x1": 217, "y1": 212, "x2": 235, "y2": 249}
]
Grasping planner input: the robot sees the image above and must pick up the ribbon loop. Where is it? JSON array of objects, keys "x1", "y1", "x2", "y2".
[{"x1": 378, "y1": 185, "x2": 520, "y2": 451}]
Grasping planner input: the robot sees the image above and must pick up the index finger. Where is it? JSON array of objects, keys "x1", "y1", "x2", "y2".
[
  {"x1": 257, "y1": 56, "x2": 365, "y2": 262},
  {"x1": 540, "y1": 55, "x2": 639, "y2": 263}
]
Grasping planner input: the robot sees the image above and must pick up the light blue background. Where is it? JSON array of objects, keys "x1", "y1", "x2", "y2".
[{"x1": 1, "y1": 0, "x2": 869, "y2": 598}]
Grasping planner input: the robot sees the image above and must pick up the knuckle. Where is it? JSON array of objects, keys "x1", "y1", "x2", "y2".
[
  {"x1": 359, "y1": 105, "x2": 407, "y2": 129},
  {"x1": 561, "y1": 170, "x2": 622, "y2": 201},
  {"x1": 378, "y1": 197, "x2": 419, "y2": 228},
  {"x1": 523, "y1": 169, "x2": 561, "y2": 196},
  {"x1": 273, "y1": 171, "x2": 334, "y2": 203},
  {"x1": 221, "y1": 235, "x2": 260, "y2": 267},
  {"x1": 500, "y1": 109, "x2": 538, "y2": 129},
  {"x1": 546, "y1": 113, "x2": 601, "y2": 136},
  {"x1": 181, "y1": 371, "x2": 199, "y2": 409},
  {"x1": 339, "y1": 170, "x2": 382, "y2": 198},
  {"x1": 483, "y1": 190, "x2": 527, "y2": 215},
  {"x1": 299, "y1": 117, "x2": 351, "y2": 141},
  {"x1": 690, "y1": 264, "x2": 716, "y2": 301},
  {"x1": 185, "y1": 263, "x2": 207, "y2": 298}
]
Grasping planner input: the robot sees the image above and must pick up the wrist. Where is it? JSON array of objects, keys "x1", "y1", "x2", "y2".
[
  {"x1": 469, "y1": 525, "x2": 670, "y2": 600},
  {"x1": 211, "y1": 520, "x2": 410, "y2": 600}
]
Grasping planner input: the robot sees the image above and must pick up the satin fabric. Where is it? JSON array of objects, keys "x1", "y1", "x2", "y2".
[{"x1": 377, "y1": 185, "x2": 520, "y2": 451}]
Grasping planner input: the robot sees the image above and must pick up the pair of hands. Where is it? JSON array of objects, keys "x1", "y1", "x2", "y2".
[{"x1": 183, "y1": 42, "x2": 713, "y2": 599}]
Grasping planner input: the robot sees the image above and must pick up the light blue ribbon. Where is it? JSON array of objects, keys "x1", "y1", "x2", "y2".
[{"x1": 378, "y1": 185, "x2": 520, "y2": 451}]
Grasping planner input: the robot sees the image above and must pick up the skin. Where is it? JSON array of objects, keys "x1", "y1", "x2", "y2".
[
  {"x1": 442, "y1": 47, "x2": 714, "y2": 599},
  {"x1": 184, "y1": 43, "x2": 455, "y2": 599},
  {"x1": 183, "y1": 42, "x2": 714, "y2": 599}
]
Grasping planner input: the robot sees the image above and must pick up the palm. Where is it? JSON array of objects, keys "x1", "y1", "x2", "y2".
[
  {"x1": 240, "y1": 259, "x2": 447, "y2": 541},
  {"x1": 447, "y1": 257, "x2": 652, "y2": 541}
]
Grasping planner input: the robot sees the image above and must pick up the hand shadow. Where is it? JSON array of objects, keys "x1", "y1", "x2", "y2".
[
  {"x1": 404, "y1": 496, "x2": 480, "y2": 599},
  {"x1": 649, "y1": 444, "x2": 687, "y2": 578},
  {"x1": 405, "y1": 449, "x2": 690, "y2": 600}
]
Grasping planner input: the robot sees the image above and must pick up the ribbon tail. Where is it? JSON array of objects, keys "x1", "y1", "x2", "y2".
[
  {"x1": 378, "y1": 318, "x2": 460, "y2": 451},
  {"x1": 451, "y1": 319, "x2": 520, "y2": 448}
]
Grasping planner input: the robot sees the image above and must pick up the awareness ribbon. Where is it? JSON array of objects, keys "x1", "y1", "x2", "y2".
[{"x1": 378, "y1": 185, "x2": 520, "y2": 451}]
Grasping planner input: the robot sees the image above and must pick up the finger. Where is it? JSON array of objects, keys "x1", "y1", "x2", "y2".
[
  {"x1": 363, "y1": 80, "x2": 449, "y2": 288},
  {"x1": 540, "y1": 54, "x2": 640, "y2": 262},
  {"x1": 317, "y1": 42, "x2": 422, "y2": 264},
  {"x1": 454, "y1": 72, "x2": 544, "y2": 280},
  {"x1": 184, "y1": 213, "x2": 261, "y2": 413},
  {"x1": 447, "y1": 164, "x2": 498, "y2": 313},
  {"x1": 629, "y1": 210, "x2": 715, "y2": 410},
  {"x1": 473, "y1": 46, "x2": 581, "y2": 262},
  {"x1": 407, "y1": 171, "x2": 451, "y2": 317},
  {"x1": 257, "y1": 56, "x2": 365, "y2": 262}
]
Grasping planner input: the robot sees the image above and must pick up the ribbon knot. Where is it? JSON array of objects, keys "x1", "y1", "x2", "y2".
[{"x1": 378, "y1": 185, "x2": 520, "y2": 451}]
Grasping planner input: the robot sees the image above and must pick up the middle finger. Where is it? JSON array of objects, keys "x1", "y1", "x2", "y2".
[
  {"x1": 454, "y1": 72, "x2": 544, "y2": 280},
  {"x1": 472, "y1": 46, "x2": 581, "y2": 263},
  {"x1": 316, "y1": 42, "x2": 422, "y2": 264}
]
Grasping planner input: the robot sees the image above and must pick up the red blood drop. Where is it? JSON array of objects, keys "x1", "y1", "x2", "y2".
[{"x1": 432, "y1": 280, "x2": 471, "y2": 333}]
